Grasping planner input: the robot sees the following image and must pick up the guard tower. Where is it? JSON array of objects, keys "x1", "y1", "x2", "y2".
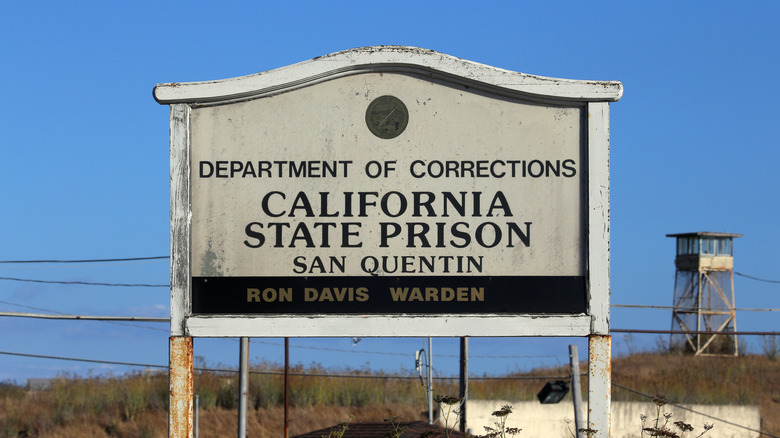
[{"x1": 667, "y1": 232, "x2": 742, "y2": 356}]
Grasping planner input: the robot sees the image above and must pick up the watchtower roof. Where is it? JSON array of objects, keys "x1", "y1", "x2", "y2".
[{"x1": 666, "y1": 232, "x2": 742, "y2": 239}]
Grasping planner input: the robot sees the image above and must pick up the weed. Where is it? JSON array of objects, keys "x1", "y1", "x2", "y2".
[
  {"x1": 760, "y1": 335, "x2": 780, "y2": 361},
  {"x1": 475, "y1": 404, "x2": 521, "y2": 438},
  {"x1": 640, "y1": 394, "x2": 714, "y2": 438},
  {"x1": 383, "y1": 416, "x2": 408, "y2": 438},
  {"x1": 564, "y1": 420, "x2": 597, "y2": 438},
  {"x1": 433, "y1": 395, "x2": 463, "y2": 437}
]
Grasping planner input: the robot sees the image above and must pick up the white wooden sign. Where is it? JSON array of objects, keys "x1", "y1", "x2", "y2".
[{"x1": 155, "y1": 46, "x2": 621, "y2": 338}]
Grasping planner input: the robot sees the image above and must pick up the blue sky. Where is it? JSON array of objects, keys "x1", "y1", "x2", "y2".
[{"x1": 1, "y1": 1, "x2": 779, "y2": 382}]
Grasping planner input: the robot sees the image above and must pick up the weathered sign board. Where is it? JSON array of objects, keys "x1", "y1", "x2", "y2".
[{"x1": 154, "y1": 46, "x2": 621, "y2": 338}]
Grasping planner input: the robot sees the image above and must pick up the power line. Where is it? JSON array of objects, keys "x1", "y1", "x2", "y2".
[
  {"x1": 612, "y1": 328, "x2": 780, "y2": 336},
  {"x1": 0, "y1": 316, "x2": 561, "y2": 361},
  {"x1": 3, "y1": 305, "x2": 778, "y2": 339},
  {"x1": 0, "y1": 311, "x2": 168, "y2": 322},
  {"x1": 251, "y1": 339, "x2": 561, "y2": 361},
  {"x1": 0, "y1": 299, "x2": 169, "y2": 333},
  {"x1": 0, "y1": 299, "x2": 68, "y2": 315},
  {"x1": 0, "y1": 350, "x2": 566, "y2": 381},
  {"x1": 0, "y1": 276, "x2": 169, "y2": 288},
  {"x1": 0, "y1": 256, "x2": 168, "y2": 264},
  {"x1": 612, "y1": 304, "x2": 780, "y2": 312},
  {"x1": 0, "y1": 350, "x2": 170, "y2": 371},
  {"x1": 251, "y1": 339, "x2": 408, "y2": 357},
  {"x1": 0, "y1": 314, "x2": 560, "y2": 362},
  {"x1": 0, "y1": 309, "x2": 559, "y2": 361},
  {"x1": 735, "y1": 271, "x2": 780, "y2": 284},
  {"x1": 1, "y1": 255, "x2": 777, "y2": 286}
]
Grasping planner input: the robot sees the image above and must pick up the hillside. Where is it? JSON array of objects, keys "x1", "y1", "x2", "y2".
[
  {"x1": 0, "y1": 352, "x2": 777, "y2": 437},
  {"x1": 609, "y1": 352, "x2": 780, "y2": 433}
]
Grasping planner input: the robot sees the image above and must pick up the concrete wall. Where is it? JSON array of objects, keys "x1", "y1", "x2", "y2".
[{"x1": 463, "y1": 400, "x2": 760, "y2": 438}]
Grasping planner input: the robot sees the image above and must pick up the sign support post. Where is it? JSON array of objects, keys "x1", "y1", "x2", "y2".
[
  {"x1": 589, "y1": 335, "x2": 612, "y2": 436},
  {"x1": 169, "y1": 336, "x2": 193, "y2": 438},
  {"x1": 585, "y1": 98, "x2": 612, "y2": 438}
]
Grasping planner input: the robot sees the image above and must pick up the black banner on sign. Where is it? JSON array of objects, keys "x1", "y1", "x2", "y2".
[{"x1": 191, "y1": 276, "x2": 586, "y2": 315}]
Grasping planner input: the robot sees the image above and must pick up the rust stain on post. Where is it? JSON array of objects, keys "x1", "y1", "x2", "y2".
[
  {"x1": 588, "y1": 335, "x2": 611, "y2": 438},
  {"x1": 589, "y1": 335, "x2": 612, "y2": 381},
  {"x1": 170, "y1": 336, "x2": 194, "y2": 438}
]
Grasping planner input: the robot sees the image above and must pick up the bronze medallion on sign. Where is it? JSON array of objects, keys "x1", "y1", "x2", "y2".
[{"x1": 365, "y1": 95, "x2": 408, "y2": 139}]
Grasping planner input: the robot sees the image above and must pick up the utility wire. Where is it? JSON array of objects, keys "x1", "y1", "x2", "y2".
[
  {"x1": 249, "y1": 339, "x2": 561, "y2": 361},
  {"x1": 2, "y1": 305, "x2": 778, "y2": 337},
  {"x1": 0, "y1": 299, "x2": 70, "y2": 315},
  {"x1": 613, "y1": 382, "x2": 779, "y2": 438},
  {"x1": 0, "y1": 256, "x2": 168, "y2": 264},
  {"x1": 612, "y1": 328, "x2": 780, "y2": 336},
  {"x1": 6, "y1": 271, "x2": 780, "y2": 294},
  {"x1": 0, "y1": 350, "x2": 170, "y2": 371},
  {"x1": 1, "y1": 255, "x2": 777, "y2": 291},
  {"x1": 0, "y1": 311, "x2": 168, "y2": 322},
  {"x1": 613, "y1": 304, "x2": 780, "y2": 312},
  {"x1": 2, "y1": 256, "x2": 777, "y2": 285},
  {"x1": 0, "y1": 276, "x2": 169, "y2": 288},
  {"x1": 0, "y1": 306, "x2": 561, "y2": 361},
  {"x1": 735, "y1": 271, "x2": 780, "y2": 284},
  {"x1": 0, "y1": 350, "x2": 566, "y2": 381},
  {"x1": 0, "y1": 299, "x2": 169, "y2": 333}
]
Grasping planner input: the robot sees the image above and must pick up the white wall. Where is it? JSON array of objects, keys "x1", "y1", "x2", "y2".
[{"x1": 463, "y1": 400, "x2": 760, "y2": 438}]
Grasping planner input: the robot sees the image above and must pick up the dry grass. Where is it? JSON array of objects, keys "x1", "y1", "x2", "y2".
[{"x1": 0, "y1": 352, "x2": 778, "y2": 437}]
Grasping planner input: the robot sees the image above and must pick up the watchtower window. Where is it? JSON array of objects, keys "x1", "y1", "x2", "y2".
[
  {"x1": 675, "y1": 236, "x2": 732, "y2": 256},
  {"x1": 701, "y1": 238, "x2": 716, "y2": 255},
  {"x1": 677, "y1": 237, "x2": 698, "y2": 255},
  {"x1": 717, "y1": 238, "x2": 732, "y2": 256}
]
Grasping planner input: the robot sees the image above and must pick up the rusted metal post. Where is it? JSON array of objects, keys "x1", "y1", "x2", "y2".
[
  {"x1": 170, "y1": 336, "x2": 194, "y2": 438},
  {"x1": 588, "y1": 335, "x2": 611, "y2": 438}
]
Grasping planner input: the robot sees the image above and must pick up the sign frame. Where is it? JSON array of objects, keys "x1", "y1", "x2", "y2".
[{"x1": 155, "y1": 46, "x2": 621, "y2": 339}]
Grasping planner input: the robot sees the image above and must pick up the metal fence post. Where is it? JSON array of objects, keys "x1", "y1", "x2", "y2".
[
  {"x1": 569, "y1": 344, "x2": 584, "y2": 438},
  {"x1": 238, "y1": 337, "x2": 249, "y2": 438},
  {"x1": 459, "y1": 337, "x2": 468, "y2": 433}
]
